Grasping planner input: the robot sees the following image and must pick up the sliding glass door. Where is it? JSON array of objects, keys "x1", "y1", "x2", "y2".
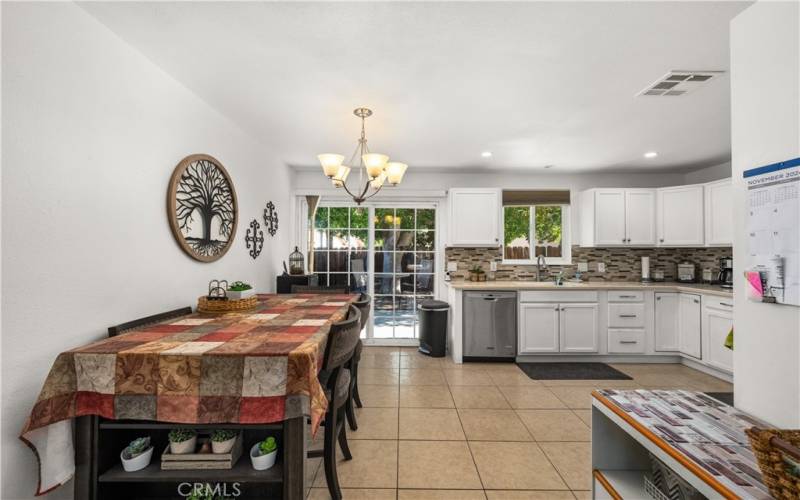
[{"x1": 312, "y1": 203, "x2": 436, "y2": 340}]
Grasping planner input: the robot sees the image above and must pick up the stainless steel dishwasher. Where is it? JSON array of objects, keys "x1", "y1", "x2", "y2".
[{"x1": 463, "y1": 291, "x2": 517, "y2": 359}]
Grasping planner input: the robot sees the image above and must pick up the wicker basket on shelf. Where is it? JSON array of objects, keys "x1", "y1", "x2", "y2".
[
  {"x1": 197, "y1": 295, "x2": 258, "y2": 313},
  {"x1": 746, "y1": 427, "x2": 800, "y2": 499}
]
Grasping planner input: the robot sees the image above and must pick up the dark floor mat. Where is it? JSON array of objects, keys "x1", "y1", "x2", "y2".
[
  {"x1": 516, "y1": 362, "x2": 632, "y2": 380},
  {"x1": 704, "y1": 392, "x2": 734, "y2": 406}
]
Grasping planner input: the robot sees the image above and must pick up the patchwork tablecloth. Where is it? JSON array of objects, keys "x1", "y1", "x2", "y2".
[{"x1": 20, "y1": 293, "x2": 356, "y2": 495}]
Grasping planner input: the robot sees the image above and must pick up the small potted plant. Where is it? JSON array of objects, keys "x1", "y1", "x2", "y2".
[
  {"x1": 168, "y1": 428, "x2": 197, "y2": 455},
  {"x1": 468, "y1": 265, "x2": 486, "y2": 282},
  {"x1": 210, "y1": 429, "x2": 238, "y2": 454},
  {"x1": 250, "y1": 436, "x2": 278, "y2": 470},
  {"x1": 227, "y1": 281, "x2": 255, "y2": 300},
  {"x1": 120, "y1": 436, "x2": 153, "y2": 472}
]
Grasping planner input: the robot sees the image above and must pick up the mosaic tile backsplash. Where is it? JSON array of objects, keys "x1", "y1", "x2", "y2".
[{"x1": 445, "y1": 245, "x2": 733, "y2": 282}]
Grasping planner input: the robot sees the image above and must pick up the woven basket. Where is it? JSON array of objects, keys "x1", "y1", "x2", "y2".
[
  {"x1": 746, "y1": 427, "x2": 800, "y2": 499},
  {"x1": 197, "y1": 295, "x2": 258, "y2": 313}
]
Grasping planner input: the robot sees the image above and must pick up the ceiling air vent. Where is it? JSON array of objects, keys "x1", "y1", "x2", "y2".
[{"x1": 637, "y1": 70, "x2": 724, "y2": 97}]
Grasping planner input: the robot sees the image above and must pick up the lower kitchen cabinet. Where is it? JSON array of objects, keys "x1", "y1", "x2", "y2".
[
  {"x1": 519, "y1": 303, "x2": 560, "y2": 353},
  {"x1": 654, "y1": 292, "x2": 679, "y2": 351},
  {"x1": 518, "y1": 302, "x2": 598, "y2": 354},
  {"x1": 560, "y1": 303, "x2": 599, "y2": 352},
  {"x1": 703, "y1": 299, "x2": 734, "y2": 372},
  {"x1": 678, "y1": 293, "x2": 702, "y2": 359}
]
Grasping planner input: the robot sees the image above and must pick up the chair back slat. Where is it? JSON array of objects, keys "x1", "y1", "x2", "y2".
[
  {"x1": 291, "y1": 285, "x2": 349, "y2": 294},
  {"x1": 322, "y1": 305, "x2": 361, "y2": 371},
  {"x1": 353, "y1": 293, "x2": 371, "y2": 331},
  {"x1": 108, "y1": 307, "x2": 193, "y2": 337}
]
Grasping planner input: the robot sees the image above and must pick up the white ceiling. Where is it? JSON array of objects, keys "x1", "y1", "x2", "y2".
[{"x1": 80, "y1": 1, "x2": 750, "y2": 173}]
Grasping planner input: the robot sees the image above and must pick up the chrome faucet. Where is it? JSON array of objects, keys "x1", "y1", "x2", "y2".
[{"x1": 536, "y1": 254, "x2": 548, "y2": 281}]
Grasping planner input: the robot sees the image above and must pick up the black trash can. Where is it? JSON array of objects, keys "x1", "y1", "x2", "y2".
[{"x1": 418, "y1": 299, "x2": 449, "y2": 357}]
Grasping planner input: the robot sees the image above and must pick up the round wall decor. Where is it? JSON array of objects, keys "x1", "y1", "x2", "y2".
[
  {"x1": 167, "y1": 154, "x2": 238, "y2": 262},
  {"x1": 263, "y1": 201, "x2": 279, "y2": 236}
]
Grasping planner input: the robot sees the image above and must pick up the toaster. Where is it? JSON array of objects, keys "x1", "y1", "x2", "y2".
[{"x1": 677, "y1": 262, "x2": 696, "y2": 283}]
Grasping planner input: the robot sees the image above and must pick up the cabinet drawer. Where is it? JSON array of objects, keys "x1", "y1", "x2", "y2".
[
  {"x1": 608, "y1": 291, "x2": 644, "y2": 302},
  {"x1": 608, "y1": 303, "x2": 645, "y2": 327},
  {"x1": 704, "y1": 296, "x2": 734, "y2": 311},
  {"x1": 608, "y1": 329, "x2": 645, "y2": 353},
  {"x1": 519, "y1": 290, "x2": 598, "y2": 303}
]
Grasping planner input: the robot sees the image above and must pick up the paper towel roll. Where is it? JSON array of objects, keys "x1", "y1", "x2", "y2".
[{"x1": 641, "y1": 256, "x2": 650, "y2": 280}]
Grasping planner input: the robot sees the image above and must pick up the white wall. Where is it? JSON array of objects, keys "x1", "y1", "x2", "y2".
[
  {"x1": 730, "y1": 1, "x2": 800, "y2": 426},
  {"x1": 683, "y1": 161, "x2": 731, "y2": 184},
  {"x1": 1, "y1": 3, "x2": 292, "y2": 498}
]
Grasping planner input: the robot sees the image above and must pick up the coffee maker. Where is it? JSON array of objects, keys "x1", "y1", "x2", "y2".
[{"x1": 718, "y1": 257, "x2": 733, "y2": 289}]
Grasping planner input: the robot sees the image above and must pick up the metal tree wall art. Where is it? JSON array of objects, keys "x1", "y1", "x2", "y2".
[
  {"x1": 263, "y1": 201, "x2": 279, "y2": 237},
  {"x1": 245, "y1": 219, "x2": 264, "y2": 259},
  {"x1": 167, "y1": 154, "x2": 238, "y2": 262}
]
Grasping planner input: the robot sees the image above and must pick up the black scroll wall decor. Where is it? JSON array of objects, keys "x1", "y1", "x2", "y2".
[
  {"x1": 245, "y1": 219, "x2": 264, "y2": 259},
  {"x1": 263, "y1": 201, "x2": 279, "y2": 237}
]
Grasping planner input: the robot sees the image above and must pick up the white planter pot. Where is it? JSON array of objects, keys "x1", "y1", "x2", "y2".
[
  {"x1": 212, "y1": 436, "x2": 237, "y2": 454},
  {"x1": 120, "y1": 446, "x2": 153, "y2": 472},
  {"x1": 169, "y1": 435, "x2": 197, "y2": 455},
  {"x1": 227, "y1": 289, "x2": 255, "y2": 300},
  {"x1": 250, "y1": 444, "x2": 277, "y2": 471}
]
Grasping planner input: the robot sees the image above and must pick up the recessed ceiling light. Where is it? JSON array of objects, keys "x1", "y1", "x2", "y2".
[
  {"x1": 644, "y1": 152, "x2": 658, "y2": 159},
  {"x1": 481, "y1": 151, "x2": 492, "y2": 158}
]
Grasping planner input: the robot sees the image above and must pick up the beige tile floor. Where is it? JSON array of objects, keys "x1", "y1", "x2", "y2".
[{"x1": 306, "y1": 346, "x2": 732, "y2": 499}]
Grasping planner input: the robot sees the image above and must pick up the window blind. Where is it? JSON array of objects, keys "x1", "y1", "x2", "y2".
[{"x1": 502, "y1": 190, "x2": 570, "y2": 206}]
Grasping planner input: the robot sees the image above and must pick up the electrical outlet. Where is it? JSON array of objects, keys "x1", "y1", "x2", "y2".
[
  {"x1": 577, "y1": 262, "x2": 588, "y2": 272},
  {"x1": 597, "y1": 262, "x2": 606, "y2": 273},
  {"x1": 447, "y1": 261, "x2": 458, "y2": 272},
  {"x1": 490, "y1": 261, "x2": 498, "y2": 272}
]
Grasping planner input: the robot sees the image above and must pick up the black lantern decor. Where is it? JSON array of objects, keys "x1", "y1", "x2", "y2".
[{"x1": 289, "y1": 247, "x2": 305, "y2": 275}]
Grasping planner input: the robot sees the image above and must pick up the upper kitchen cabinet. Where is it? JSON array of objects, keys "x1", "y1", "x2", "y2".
[
  {"x1": 580, "y1": 188, "x2": 656, "y2": 246},
  {"x1": 447, "y1": 188, "x2": 501, "y2": 246},
  {"x1": 657, "y1": 185, "x2": 704, "y2": 246},
  {"x1": 704, "y1": 178, "x2": 733, "y2": 246}
]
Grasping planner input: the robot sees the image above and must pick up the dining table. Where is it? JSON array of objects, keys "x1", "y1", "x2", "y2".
[{"x1": 20, "y1": 292, "x2": 358, "y2": 499}]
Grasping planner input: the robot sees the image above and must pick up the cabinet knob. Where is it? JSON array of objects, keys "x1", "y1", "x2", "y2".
[
  {"x1": 657, "y1": 297, "x2": 661, "y2": 300},
  {"x1": 622, "y1": 239, "x2": 626, "y2": 243},
  {"x1": 554, "y1": 307, "x2": 559, "y2": 311},
  {"x1": 660, "y1": 238, "x2": 664, "y2": 242}
]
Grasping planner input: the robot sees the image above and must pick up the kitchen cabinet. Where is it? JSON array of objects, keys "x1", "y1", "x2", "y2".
[
  {"x1": 703, "y1": 297, "x2": 734, "y2": 373},
  {"x1": 705, "y1": 179, "x2": 733, "y2": 246},
  {"x1": 657, "y1": 185, "x2": 704, "y2": 246},
  {"x1": 580, "y1": 189, "x2": 655, "y2": 246},
  {"x1": 447, "y1": 188, "x2": 501, "y2": 246},
  {"x1": 518, "y1": 303, "x2": 560, "y2": 353},
  {"x1": 654, "y1": 293, "x2": 679, "y2": 352},
  {"x1": 678, "y1": 293, "x2": 702, "y2": 359},
  {"x1": 559, "y1": 303, "x2": 599, "y2": 352}
]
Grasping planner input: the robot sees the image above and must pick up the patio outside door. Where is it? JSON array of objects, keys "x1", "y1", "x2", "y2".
[{"x1": 312, "y1": 204, "x2": 437, "y2": 340}]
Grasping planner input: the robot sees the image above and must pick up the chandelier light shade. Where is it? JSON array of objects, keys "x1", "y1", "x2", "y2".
[
  {"x1": 317, "y1": 154, "x2": 344, "y2": 177},
  {"x1": 317, "y1": 107, "x2": 407, "y2": 204},
  {"x1": 385, "y1": 162, "x2": 408, "y2": 185}
]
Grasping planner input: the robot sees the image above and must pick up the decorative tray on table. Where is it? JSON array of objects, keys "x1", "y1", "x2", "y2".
[{"x1": 197, "y1": 295, "x2": 258, "y2": 313}]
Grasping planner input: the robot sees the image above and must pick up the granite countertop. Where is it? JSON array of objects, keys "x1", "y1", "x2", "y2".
[{"x1": 444, "y1": 279, "x2": 733, "y2": 297}]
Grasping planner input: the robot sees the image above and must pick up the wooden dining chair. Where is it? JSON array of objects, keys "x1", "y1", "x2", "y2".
[
  {"x1": 309, "y1": 305, "x2": 361, "y2": 500},
  {"x1": 345, "y1": 293, "x2": 371, "y2": 431},
  {"x1": 290, "y1": 285, "x2": 349, "y2": 294},
  {"x1": 107, "y1": 306, "x2": 193, "y2": 337}
]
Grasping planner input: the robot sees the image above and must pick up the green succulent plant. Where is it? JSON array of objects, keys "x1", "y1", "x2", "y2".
[
  {"x1": 168, "y1": 428, "x2": 197, "y2": 443},
  {"x1": 228, "y1": 281, "x2": 252, "y2": 291},
  {"x1": 257, "y1": 436, "x2": 277, "y2": 456},
  {"x1": 469, "y1": 265, "x2": 485, "y2": 274},
  {"x1": 210, "y1": 430, "x2": 238, "y2": 442},
  {"x1": 122, "y1": 437, "x2": 151, "y2": 459}
]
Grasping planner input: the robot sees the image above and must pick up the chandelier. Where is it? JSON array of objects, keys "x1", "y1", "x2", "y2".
[{"x1": 318, "y1": 107, "x2": 407, "y2": 205}]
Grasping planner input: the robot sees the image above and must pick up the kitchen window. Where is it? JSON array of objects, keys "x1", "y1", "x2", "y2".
[{"x1": 502, "y1": 190, "x2": 571, "y2": 265}]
